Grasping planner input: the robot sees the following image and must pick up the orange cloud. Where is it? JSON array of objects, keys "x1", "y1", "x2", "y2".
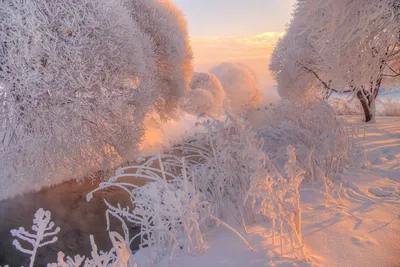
[{"x1": 190, "y1": 32, "x2": 283, "y2": 89}]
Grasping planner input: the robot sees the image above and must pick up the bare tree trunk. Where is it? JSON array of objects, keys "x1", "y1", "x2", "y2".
[
  {"x1": 356, "y1": 90, "x2": 373, "y2": 122},
  {"x1": 356, "y1": 79, "x2": 381, "y2": 123}
]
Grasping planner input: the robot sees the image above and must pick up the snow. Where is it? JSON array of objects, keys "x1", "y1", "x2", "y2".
[
  {"x1": 148, "y1": 116, "x2": 400, "y2": 267},
  {"x1": 1, "y1": 116, "x2": 399, "y2": 267},
  {"x1": 151, "y1": 223, "x2": 312, "y2": 267}
]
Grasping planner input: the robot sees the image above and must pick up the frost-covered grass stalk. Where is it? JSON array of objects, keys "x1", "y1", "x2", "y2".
[
  {"x1": 246, "y1": 146, "x2": 307, "y2": 260},
  {"x1": 9, "y1": 208, "x2": 136, "y2": 266},
  {"x1": 10, "y1": 209, "x2": 60, "y2": 267},
  {"x1": 48, "y1": 231, "x2": 135, "y2": 267}
]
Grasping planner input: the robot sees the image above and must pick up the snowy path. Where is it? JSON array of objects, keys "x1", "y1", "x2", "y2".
[
  {"x1": 156, "y1": 117, "x2": 400, "y2": 267},
  {"x1": 288, "y1": 117, "x2": 400, "y2": 267}
]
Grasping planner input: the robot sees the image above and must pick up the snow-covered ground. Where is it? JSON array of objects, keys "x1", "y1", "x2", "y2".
[
  {"x1": 152, "y1": 116, "x2": 400, "y2": 267},
  {"x1": 302, "y1": 117, "x2": 400, "y2": 267},
  {"x1": 1, "y1": 116, "x2": 399, "y2": 267}
]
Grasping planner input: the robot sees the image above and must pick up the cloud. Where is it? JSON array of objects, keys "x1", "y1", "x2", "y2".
[
  {"x1": 191, "y1": 32, "x2": 283, "y2": 61},
  {"x1": 190, "y1": 32, "x2": 283, "y2": 89}
]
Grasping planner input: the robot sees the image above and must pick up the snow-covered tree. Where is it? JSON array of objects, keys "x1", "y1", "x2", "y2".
[
  {"x1": 271, "y1": 0, "x2": 400, "y2": 122},
  {"x1": 0, "y1": 0, "x2": 192, "y2": 199},
  {"x1": 123, "y1": 0, "x2": 193, "y2": 119},
  {"x1": 210, "y1": 62, "x2": 263, "y2": 114},
  {"x1": 181, "y1": 72, "x2": 225, "y2": 116},
  {"x1": 269, "y1": 18, "x2": 324, "y2": 99}
]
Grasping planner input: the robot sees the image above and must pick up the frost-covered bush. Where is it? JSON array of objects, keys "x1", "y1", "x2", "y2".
[
  {"x1": 177, "y1": 114, "x2": 267, "y2": 225},
  {"x1": 210, "y1": 62, "x2": 263, "y2": 114},
  {"x1": 0, "y1": 0, "x2": 192, "y2": 200},
  {"x1": 131, "y1": 176, "x2": 206, "y2": 261},
  {"x1": 256, "y1": 100, "x2": 350, "y2": 181},
  {"x1": 85, "y1": 114, "x2": 266, "y2": 263},
  {"x1": 83, "y1": 154, "x2": 207, "y2": 264},
  {"x1": 182, "y1": 72, "x2": 225, "y2": 116},
  {"x1": 181, "y1": 89, "x2": 216, "y2": 116},
  {"x1": 89, "y1": 163, "x2": 208, "y2": 264}
]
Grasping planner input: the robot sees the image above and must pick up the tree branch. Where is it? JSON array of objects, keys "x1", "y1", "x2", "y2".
[
  {"x1": 385, "y1": 64, "x2": 400, "y2": 76},
  {"x1": 300, "y1": 65, "x2": 352, "y2": 94}
]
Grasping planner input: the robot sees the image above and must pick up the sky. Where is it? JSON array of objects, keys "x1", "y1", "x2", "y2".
[
  {"x1": 172, "y1": 0, "x2": 295, "y2": 36},
  {"x1": 172, "y1": 0, "x2": 296, "y2": 91}
]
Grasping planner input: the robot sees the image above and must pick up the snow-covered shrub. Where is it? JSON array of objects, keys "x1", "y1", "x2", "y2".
[
  {"x1": 0, "y1": 0, "x2": 192, "y2": 200},
  {"x1": 210, "y1": 62, "x2": 263, "y2": 114},
  {"x1": 176, "y1": 114, "x2": 267, "y2": 226},
  {"x1": 181, "y1": 89, "x2": 216, "y2": 116},
  {"x1": 131, "y1": 177, "x2": 206, "y2": 262},
  {"x1": 256, "y1": 100, "x2": 350, "y2": 181},
  {"x1": 86, "y1": 154, "x2": 208, "y2": 264},
  {"x1": 79, "y1": 114, "x2": 266, "y2": 264},
  {"x1": 182, "y1": 72, "x2": 225, "y2": 116},
  {"x1": 83, "y1": 114, "x2": 265, "y2": 263}
]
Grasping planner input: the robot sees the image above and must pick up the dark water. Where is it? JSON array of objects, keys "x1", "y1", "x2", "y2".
[{"x1": 0, "y1": 175, "x2": 140, "y2": 266}]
